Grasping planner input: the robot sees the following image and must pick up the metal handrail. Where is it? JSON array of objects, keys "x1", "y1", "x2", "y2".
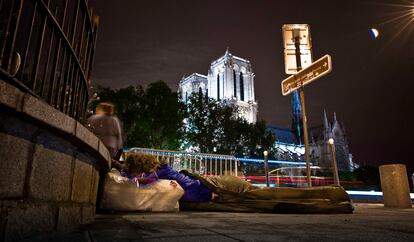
[
  {"x1": 0, "y1": 0, "x2": 98, "y2": 122},
  {"x1": 125, "y1": 147, "x2": 240, "y2": 176},
  {"x1": 36, "y1": 0, "x2": 89, "y2": 91}
]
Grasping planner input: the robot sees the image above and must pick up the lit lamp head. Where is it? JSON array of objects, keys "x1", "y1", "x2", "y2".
[
  {"x1": 263, "y1": 150, "x2": 268, "y2": 157},
  {"x1": 328, "y1": 138, "x2": 335, "y2": 145}
]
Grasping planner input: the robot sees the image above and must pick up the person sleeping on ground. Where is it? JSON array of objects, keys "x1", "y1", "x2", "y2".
[
  {"x1": 122, "y1": 153, "x2": 354, "y2": 214},
  {"x1": 122, "y1": 153, "x2": 214, "y2": 202}
]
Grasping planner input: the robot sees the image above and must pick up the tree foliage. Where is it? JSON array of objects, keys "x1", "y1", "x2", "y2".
[
  {"x1": 92, "y1": 81, "x2": 275, "y2": 158},
  {"x1": 185, "y1": 90, "x2": 275, "y2": 158},
  {"x1": 93, "y1": 81, "x2": 185, "y2": 150}
]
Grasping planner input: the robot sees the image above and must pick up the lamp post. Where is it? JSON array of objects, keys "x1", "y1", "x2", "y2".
[
  {"x1": 328, "y1": 138, "x2": 340, "y2": 186},
  {"x1": 264, "y1": 150, "x2": 270, "y2": 187}
]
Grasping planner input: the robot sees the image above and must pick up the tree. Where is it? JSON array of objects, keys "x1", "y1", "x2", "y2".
[
  {"x1": 132, "y1": 81, "x2": 186, "y2": 150},
  {"x1": 185, "y1": 91, "x2": 275, "y2": 157},
  {"x1": 93, "y1": 81, "x2": 185, "y2": 150},
  {"x1": 184, "y1": 88, "x2": 217, "y2": 153}
]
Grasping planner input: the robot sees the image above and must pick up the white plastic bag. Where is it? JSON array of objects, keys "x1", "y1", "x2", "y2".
[{"x1": 101, "y1": 170, "x2": 184, "y2": 212}]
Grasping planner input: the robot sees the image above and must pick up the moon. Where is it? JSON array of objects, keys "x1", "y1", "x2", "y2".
[{"x1": 369, "y1": 28, "x2": 379, "y2": 39}]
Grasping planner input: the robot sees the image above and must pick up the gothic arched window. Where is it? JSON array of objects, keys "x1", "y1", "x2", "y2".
[
  {"x1": 239, "y1": 72, "x2": 244, "y2": 101},
  {"x1": 217, "y1": 74, "x2": 220, "y2": 100},
  {"x1": 233, "y1": 70, "x2": 237, "y2": 98}
]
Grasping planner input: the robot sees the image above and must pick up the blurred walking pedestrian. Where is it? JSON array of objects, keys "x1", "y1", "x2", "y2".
[{"x1": 87, "y1": 102, "x2": 124, "y2": 168}]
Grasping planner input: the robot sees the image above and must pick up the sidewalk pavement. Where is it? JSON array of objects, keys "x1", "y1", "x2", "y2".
[{"x1": 32, "y1": 204, "x2": 414, "y2": 242}]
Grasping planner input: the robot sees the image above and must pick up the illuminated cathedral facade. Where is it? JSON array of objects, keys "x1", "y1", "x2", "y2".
[
  {"x1": 179, "y1": 50, "x2": 356, "y2": 171},
  {"x1": 179, "y1": 50, "x2": 258, "y2": 123}
]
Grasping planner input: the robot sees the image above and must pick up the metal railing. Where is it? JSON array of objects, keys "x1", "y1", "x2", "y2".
[
  {"x1": 0, "y1": 0, "x2": 98, "y2": 122},
  {"x1": 269, "y1": 166, "x2": 334, "y2": 187},
  {"x1": 125, "y1": 147, "x2": 240, "y2": 176}
]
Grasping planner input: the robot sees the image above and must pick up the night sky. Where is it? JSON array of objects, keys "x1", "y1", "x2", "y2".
[{"x1": 90, "y1": 0, "x2": 414, "y2": 171}]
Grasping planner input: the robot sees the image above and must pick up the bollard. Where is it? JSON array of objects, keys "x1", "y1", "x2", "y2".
[
  {"x1": 379, "y1": 164, "x2": 412, "y2": 208},
  {"x1": 412, "y1": 173, "x2": 414, "y2": 192}
]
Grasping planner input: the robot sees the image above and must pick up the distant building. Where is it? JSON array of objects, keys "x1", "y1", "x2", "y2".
[
  {"x1": 309, "y1": 111, "x2": 356, "y2": 171},
  {"x1": 267, "y1": 125, "x2": 305, "y2": 161},
  {"x1": 178, "y1": 49, "x2": 356, "y2": 170},
  {"x1": 268, "y1": 110, "x2": 357, "y2": 171},
  {"x1": 179, "y1": 73, "x2": 208, "y2": 102},
  {"x1": 179, "y1": 50, "x2": 258, "y2": 123}
]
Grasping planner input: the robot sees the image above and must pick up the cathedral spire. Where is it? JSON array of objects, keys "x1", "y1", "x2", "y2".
[
  {"x1": 333, "y1": 111, "x2": 337, "y2": 122},
  {"x1": 323, "y1": 109, "x2": 333, "y2": 141},
  {"x1": 323, "y1": 109, "x2": 330, "y2": 131},
  {"x1": 341, "y1": 119, "x2": 346, "y2": 134}
]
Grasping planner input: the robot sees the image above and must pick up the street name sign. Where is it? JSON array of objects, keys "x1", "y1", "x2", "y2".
[{"x1": 281, "y1": 54, "x2": 332, "y2": 96}]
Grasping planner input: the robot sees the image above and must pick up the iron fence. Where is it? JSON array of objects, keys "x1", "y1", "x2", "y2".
[
  {"x1": 0, "y1": 0, "x2": 98, "y2": 122},
  {"x1": 125, "y1": 148, "x2": 241, "y2": 176}
]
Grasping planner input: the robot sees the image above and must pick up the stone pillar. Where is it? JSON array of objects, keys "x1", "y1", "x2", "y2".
[{"x1": 379, "y1": 164, "x2": 412, "y2": 208}]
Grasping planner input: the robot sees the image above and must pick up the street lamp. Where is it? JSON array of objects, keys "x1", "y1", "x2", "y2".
[
  {"x1": 328, "y1": 138, "x2": 340, "y2": 186},
  {"x1": 263, "y1": 150, "x2": 270, "y2": 187}
]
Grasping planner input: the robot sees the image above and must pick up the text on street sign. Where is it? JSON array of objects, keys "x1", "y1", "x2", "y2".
[
  {"x1": 284, "y1": 49, "x2": 313, "y2": 74},
  {"x1": 282, "y1": 24, "x2": 312, "y2": 50},
  {"x1": 281, "y1": 54, "x2": 332, "y2": 96}
]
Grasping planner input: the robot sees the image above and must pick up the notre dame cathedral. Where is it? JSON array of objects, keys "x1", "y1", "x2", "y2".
[
  {"x1": 179, "y1": 50, "x2": 356, "y2": 171},
  {"x1": 179, "y1": 49, "x2": 258, "y2": 123}
]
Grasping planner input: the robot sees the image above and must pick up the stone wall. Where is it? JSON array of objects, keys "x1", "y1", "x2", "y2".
[{"x1": 0, "y1": 79, "x2": 111, "y2": 241}]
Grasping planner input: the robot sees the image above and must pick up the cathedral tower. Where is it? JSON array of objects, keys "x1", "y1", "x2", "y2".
[{"x1": 179, "y1": 50, "x2": 258, "y2": 123}]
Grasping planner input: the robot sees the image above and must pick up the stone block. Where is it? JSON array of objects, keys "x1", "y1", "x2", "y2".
[
  {"x1": 0, "y1": 110, "x2": 39, "y2": 140},
  {"x1": 379, "y1": 164, "x2": 412, "y2": 208},
  {"x1": 81, "y1": 205, "x2": 95, "y2": 224},
  {"x1": 57, "y1": 205, "x2": 82, "y2": 231},
  {"x1": 75, "y1": 121, "x2": 99, "y2": 151},
  {"x1": 98, "y1": 140, "x2": 112, "y2": 169},
  {"x1": 0, "y1": 79, "x2": 24, "y2": 111},
  {"x1": 4, "y1": 202, "x2": 56, "y2": 241},
  {"x1": 0, "y1": 202, "x2": 5, "y2": 239},
  {"x1": 22, "y1": 93, "x2": 76, "y2": 135},
  {"x1": 71, "y1": 159, "x2": 93, "y2": 203},
  {"x1": 30, "y1": 145, "x2": 72, "y2": 201},
  {"x1": 89, "y1": 169, "x2": 100, "y2": 205},
  {"x1": 0, "y1": 133, "x2": 31, "y2": 198}
]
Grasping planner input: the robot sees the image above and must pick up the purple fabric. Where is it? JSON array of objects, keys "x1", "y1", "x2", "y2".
[{"x1": 142, "y1": 164, "x2": 212, "y2": 202}]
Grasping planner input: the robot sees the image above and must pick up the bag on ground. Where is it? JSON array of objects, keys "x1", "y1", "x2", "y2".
[{"x1": 101, "y1": 170, "x2": 184, "y2": 212}]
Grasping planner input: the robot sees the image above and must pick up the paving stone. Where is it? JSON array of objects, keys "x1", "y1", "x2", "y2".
[
  {"x1": 30, "y1": 145, "x2": 72, "y2": 201},
  {"x1": 32, "y1": 204, "x2": 414, "y2": 242},
  {"x1": 71, "y1": 159, "x2": 93, "y2": 203},
  {"x1": 0, "y1": 133, "x2": 31, "y2": 198}
]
